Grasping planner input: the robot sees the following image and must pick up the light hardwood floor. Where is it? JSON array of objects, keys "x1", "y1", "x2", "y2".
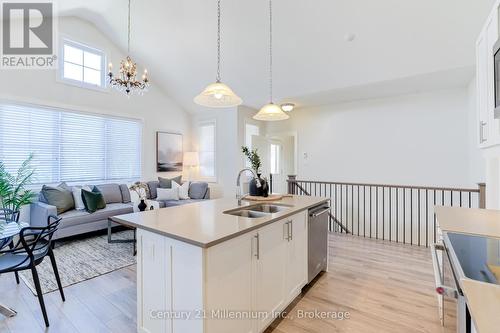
[{"x1": 0, "y1": 233, "x2": 456, "y2": 333}]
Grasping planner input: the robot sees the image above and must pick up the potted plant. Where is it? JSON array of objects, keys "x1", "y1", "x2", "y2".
[
  {"x1": 0, "y1": 154, "x2": 37, "y2": 225},
  {"x1": 129, "y1": 182, "x2": 150, "y2": 211},
  {"x1": 241, "y1": 146, "x2": 268, "y2": 197}
]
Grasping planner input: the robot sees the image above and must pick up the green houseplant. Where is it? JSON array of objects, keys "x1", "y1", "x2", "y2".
[
  {"x1": 241, "y1": 146, "x2": 268, "y2": 197},
  {"x1": 241, "y1": 146, "x2": 262, "y2": 174},
  {"x1": 0, "y1": 154, "x2": 37, "y2": 219}
]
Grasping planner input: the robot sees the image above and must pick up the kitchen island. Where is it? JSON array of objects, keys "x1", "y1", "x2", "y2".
[{"x1": 110, "y1": 195, "x2": 329, "y2": 333}]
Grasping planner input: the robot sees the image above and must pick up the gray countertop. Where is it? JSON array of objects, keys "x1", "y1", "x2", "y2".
[{"x1": 110, "y1": 195, "x2": 329, "y2": 248}]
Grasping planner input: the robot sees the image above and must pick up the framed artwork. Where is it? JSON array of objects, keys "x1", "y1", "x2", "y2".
[{"x1": 156, "y1": 132, "x2": 183, "y2": 172}]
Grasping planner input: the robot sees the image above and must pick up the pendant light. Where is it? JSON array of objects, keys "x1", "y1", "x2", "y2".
[
  {"x1": 194, "y1": 0, "x2": 242, "y2": 108},
  {"x1": 253, "y1": 0, "x2": 289, "y2": 121}
]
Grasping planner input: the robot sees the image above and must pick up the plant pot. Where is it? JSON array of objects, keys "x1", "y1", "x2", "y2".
[
  {"x1": 249, "y1": 174, "x2": 267, "y2": 197},
  {"x1": 138, "y1": 199, "x2": 147, "y2": 212}
]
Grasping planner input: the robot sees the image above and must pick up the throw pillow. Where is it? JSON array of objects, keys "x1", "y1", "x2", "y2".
[
  {"x1": 81, "y1": 187, "x2": 106, "y2": 213},
  {"x1": 158, "y1": 175, "x2": 182, "y2": 189},
  {"x1": 72, "y1": 185, "x2": 91, "y2": 210},
  {"x1": 188, "y1": 182, "x2": 209, "y2": 199},
  {"x1": 41, "y1": 185, "x2": 75, "y2": 215},
  {"x1": 156, "y1": 187, "x2": 179, "y2": 201},
  {"x1": 172, "y1": 181, "x2": 190, "y2": 200}
]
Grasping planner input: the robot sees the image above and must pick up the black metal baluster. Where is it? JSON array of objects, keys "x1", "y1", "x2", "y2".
[
  {"x1": 403, "y1": 188, "x2": 406, "y2": 244},
  {"x1": 468, "y1": 191, "x2": 471, "y2": 208},
  {"x1": 340, "y1": 185, "x2": 343, "y2": 231},
  {"x1": 369, "y1": 186, "x2": 372, "y2": 238},
  {"x1": 460, "y1": 191, "x2": 462, "y2": 207},
  {"x1": 376, "y1": 187, "x2": 379, "y2": 240},
  {"x1": 351, "y1": 185, "x2": 354, "y2": 235},
  {"x1": 382, "y1": 187, "x2": 385, "y2": 241},
  {"x1": 363, "y1": 186, "x2": 366, "y2": 237},
  {"x1": 357, "y1": 185, "x2": 360, "y2": 236},
  {"x1": 434, "y1": 189, "x2": 436, "y2": 244},
  {"x1": 389, "y1": 187, "x2": 392, "y2": 242},
  {"x1": 425, "y1": 190, "x2": 428, "y2": 248},
  {"x1": 396, "y1": 187, "x2": 399, "y2": 243},
  {"x1": 410, "y1": 189, "x2": 413, "y2": 245},
  {"x1": 418, "y1": 189, "x2": 420, "y2": 246}
]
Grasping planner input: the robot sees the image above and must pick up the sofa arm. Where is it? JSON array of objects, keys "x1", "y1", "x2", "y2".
[{"x1": 30, "y1": 202, "x2": 57, "y2": 227}]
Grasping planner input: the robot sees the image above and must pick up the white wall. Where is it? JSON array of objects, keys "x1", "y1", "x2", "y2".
[
  {"x1": 0, "y1": 16, "x2": 191, "y2": 183},
  {"x1": 267, "y1": 88, "x2": 484, "y2": 188}
]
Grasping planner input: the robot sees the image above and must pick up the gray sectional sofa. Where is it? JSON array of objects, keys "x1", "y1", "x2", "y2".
[
  {"x1": 30, "y1": 183, "x2": 133, "y2": 240},
  {"x1": 30, "y1": 181, "x2": 210, "y2": 240}
]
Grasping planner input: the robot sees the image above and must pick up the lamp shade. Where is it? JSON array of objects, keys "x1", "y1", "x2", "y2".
[
  {"x1": 194, "y1": 82, "x2": 242, "y2": 108},
  {"x1": 253, "y1": 103, "x2": 290, "y2": 121},
  {"x1": 183, "y1": 152, "x2": 200, "y2": 167}
]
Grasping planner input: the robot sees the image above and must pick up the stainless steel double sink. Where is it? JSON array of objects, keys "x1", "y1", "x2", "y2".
[{"x1": 224, "y1": 203, "x2": 291, "y2": 218}]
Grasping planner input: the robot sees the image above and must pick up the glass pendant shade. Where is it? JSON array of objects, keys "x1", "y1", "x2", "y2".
[
  {"x1": 194, "y1": 81, "x2": 242, "y2": 108},
  {"x1": 253, "y1": 103, "x2": 289, "y2": 121}
]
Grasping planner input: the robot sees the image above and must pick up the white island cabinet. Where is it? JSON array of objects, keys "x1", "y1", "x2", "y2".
[
  {"x1": 111, "y1": 196, "x2": 328, "y2": 333},
  {"x1": 137, "y1": 211, "x2": 307, "y2": 333}
]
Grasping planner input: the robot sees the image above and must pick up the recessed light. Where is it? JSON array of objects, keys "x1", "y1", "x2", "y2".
[
  {"x1": 281, "y1": 103, "x2": 295, "y2": 112},
  {"x1": 344, "y1": 33, "x2": 356, "y2": 42}
]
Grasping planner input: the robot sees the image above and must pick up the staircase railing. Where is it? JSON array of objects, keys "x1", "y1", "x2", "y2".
[{"x1": 287, "y1": 175, "x2": 486, "y2": 247}]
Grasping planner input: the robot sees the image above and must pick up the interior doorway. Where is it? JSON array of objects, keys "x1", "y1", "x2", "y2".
[{"x1": 251, "y1": 132, "x2": 296, "y2": 194}]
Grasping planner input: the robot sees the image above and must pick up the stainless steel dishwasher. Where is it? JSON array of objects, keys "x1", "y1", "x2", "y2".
[{"x1": 308, "y1": 203, "x2": 330, "y2": 283}]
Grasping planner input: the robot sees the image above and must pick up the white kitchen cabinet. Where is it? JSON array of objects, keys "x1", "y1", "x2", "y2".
[{"x1": 476, "y1": 3, "x2": 500, "y2": 147}]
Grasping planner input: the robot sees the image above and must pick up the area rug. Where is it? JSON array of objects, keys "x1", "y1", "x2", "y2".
[{"x1": 19, "y1": 230, "x2": 136, "y2": 295}]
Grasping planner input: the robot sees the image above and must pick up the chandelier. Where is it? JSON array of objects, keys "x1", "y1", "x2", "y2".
[{"x1": 108, "y1": 0, "x2": 149, "y2": 95}]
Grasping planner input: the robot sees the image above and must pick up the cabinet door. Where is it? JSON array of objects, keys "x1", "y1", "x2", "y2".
[
  {"x1": 137, "y1": 230, "x2": 171, "y2": 333},
  {"x1": 205, "y1": 232, "x2": 255, "y2": 333},
  {"x1": 255, "y1": 220, "x2": 287, "y2": 331},
  {"x1": 285, "y1": 212, "x2": 308, "y2": 303},
  {"x1": 486, "y1": 12, "x2": 499, "y2": 144}
]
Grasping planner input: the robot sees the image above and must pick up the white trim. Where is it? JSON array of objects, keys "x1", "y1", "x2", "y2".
[{"x1": 57, "y1": 38, "x2": 108, "y2": 92}]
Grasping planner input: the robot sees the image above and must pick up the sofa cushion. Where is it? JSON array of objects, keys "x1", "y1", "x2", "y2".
[
  {"x1": 158, "y1": 176, "x2": 182, "y2": 189},
  {"x1": 189, "y1": 182, "x2": 209, "y2": 199},
  {"x1": 119, "y1": 184, "x2": 131, "y2": 203},
  {"x1": 157, "y1": 188, "x2": 179, "y2": 201},
  {"x1": 41, "y1": 184, "x2": 75, "y2": 214},
  {"x1": 58, "y1": 203, "x2": 133, "y2": 228},
  {"x1": 82, "y1": 187, "x2": 106, "y2": 213},
  {"x1": 94, "y1": 184, "x2": 123, "y2": 204},
  {"x1": 147, "y1": 181, "x2": 159, "y2": 199},
  {"x1": 39, "y1": 182, "x2": 71, "y2": 204}
]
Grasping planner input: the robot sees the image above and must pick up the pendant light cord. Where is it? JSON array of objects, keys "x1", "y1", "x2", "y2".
[
  {"x1": 216, "y1": 0, "x2": 222, "y2": 82},
  {"x1": 269, "y1": 0, "x2": 273, "y2": 103},
  {"x1": 127, "y1": 0, "x2": 131, "y2": 54}
]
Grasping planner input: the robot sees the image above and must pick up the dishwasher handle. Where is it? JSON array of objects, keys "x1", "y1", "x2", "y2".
[{"x1": 309, "y1": 207, "x2": 330, "y2": 218}]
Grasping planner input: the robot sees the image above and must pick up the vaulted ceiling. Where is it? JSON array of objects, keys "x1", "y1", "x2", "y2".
[{"x1": 56, "y1": 0, "x2": 494, "y2": 112}]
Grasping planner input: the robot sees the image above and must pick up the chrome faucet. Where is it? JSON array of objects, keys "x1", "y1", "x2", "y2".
[{"x1": 236, "y1": 168, "x2": 261, "y2": 205}]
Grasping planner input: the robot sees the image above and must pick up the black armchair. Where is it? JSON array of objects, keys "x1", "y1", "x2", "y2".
[{"x1": 0, "y1": 215, "x2": 65, "y2": 327}]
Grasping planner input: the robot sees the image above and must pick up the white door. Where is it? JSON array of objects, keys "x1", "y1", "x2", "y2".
[
  {"x1": 251, "y1": 135, "x2": 271, "y2": 178},
  {"x1": 285, "y1": 212, "x2": 308, "y2": 303},
  {"x1": 255, "y1": 220, "x2": 287, "y2": 331}
]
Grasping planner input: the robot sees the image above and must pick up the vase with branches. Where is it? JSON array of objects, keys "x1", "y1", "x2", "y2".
[
  {"x1": 0, "y1": 154, "x2": 37, "y2": 224},
  {"x1": 241, "y1": 146, "x2": 262, "y2": 174}
]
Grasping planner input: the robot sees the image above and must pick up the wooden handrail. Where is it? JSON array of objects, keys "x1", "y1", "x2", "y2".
[{"x1": 287, "y1": 179, "x2": 480, "y2": 193}]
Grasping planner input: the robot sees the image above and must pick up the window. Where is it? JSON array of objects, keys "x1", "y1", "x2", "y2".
[
  {"x1": 0, "y1": 103, "x2": 142, "y2": 185},
  {"x1": 270, "y1": 143, "x2": 281, "y2": 174},
  {"x1": 245, "y1": 123, "x2": 260, "y2": 168},
  {"x1": 61, "y1": 39, "x2": 106, "y2": 89},
  {"x1": 197, "y1": 121, "x2": 216, "y2": 181},
  {"x1": 245, "y1": 123, "x2": 260, "y2": 149}
]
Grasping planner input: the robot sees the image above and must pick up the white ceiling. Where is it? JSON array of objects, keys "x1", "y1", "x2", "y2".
[{"x1": 55, "y1": 0, "x2": 495, "y2": 113}]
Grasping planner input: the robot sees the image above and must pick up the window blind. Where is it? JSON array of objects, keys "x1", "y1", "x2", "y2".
[
  {"x1": 0, "y1": 103, "x2": 142, "y2": 185},
  {"x1": 198, "y1": 121, "x2": 216, "y2": 179}
]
